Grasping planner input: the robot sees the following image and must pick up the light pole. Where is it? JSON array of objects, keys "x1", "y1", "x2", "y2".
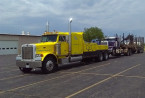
[
  {"x1": 69, "y1": 18, "x2": 72, "y2": 55},
  {"x1": 69, "y1": 18, "x2": 72, "y2": 35}
]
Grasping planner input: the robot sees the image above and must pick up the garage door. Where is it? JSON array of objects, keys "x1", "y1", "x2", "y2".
[{"x1": 0, "y1": 40, "x2": 18, "y2": 55}]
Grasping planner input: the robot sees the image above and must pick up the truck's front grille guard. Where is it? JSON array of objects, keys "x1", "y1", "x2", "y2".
[{"x1": 22, "y1": 46, "x2": 33, "y2": 59}]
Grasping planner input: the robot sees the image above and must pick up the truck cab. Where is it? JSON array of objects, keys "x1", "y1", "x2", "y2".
[
  {"x1": 16, "y1": 32, "x2": 69, "y2": 73},
  {"x1": 104, "y1": 37, "x2": 119, "y2": 55}
]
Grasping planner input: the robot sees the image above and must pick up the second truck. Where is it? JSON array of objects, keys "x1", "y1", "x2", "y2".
[{"x1": 100, "y1": 34, "x2": 144, "y2": 56}]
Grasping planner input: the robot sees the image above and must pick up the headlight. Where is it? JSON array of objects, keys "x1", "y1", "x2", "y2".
[{"x1": 36, "y1": 54, "x2": 43, "y2": 57}]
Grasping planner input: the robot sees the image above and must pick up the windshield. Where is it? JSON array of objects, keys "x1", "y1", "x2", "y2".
[
  {"x1": 41, "y1": 35, "x2": 57, "y2": 42},
  {"x1": 108, "y1": 42, "x2": 115, "y2": 46},
  {"x1": 105, "y1": 39, "x2": 116, "y2": 41}
]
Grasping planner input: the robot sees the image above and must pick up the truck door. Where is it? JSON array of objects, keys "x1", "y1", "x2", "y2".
[{"x1": 59, "y1": 35, "x2": 69, "y2": 56}]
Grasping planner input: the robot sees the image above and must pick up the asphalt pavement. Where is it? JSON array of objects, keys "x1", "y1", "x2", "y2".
[{"x1": 0, "y1": 53, "x2": 145, "y2": 98}]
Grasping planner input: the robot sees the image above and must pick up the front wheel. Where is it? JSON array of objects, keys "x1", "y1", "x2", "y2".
[
  {"x1": 42, "y1": 57, "x2": 57, "y2": 74},
  {"x1": 19, "y1": 67, "x2": 32, "y2": 73}
]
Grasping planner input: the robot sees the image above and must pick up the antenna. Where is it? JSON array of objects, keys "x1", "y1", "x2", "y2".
[
  {"x1": 21, "y1": 31, "x2": 25, "y2": 35},
  {"x1": 46, "y1": 21, "x2": 49, "y2": 32}
]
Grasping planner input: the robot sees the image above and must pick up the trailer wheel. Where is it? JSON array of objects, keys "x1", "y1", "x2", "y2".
[
  {"x1": 111, "y1": 49, "x2": 116, "y2": 56},
  {"x1": 42, "y1": 57, "x2": 57, "y2": 74},
  {"x1": 98, "y1": 52, "x2": 103, "y2": 62},
  {"x1": 141, "y1": 49, "x2": 144, "y2": 53},
  {"x1": 137, "y1": 50, "x2": 141, "y2": 53},
  {"x1": 103, "y1": 52, "x2": 109, "y2": 61},
  {"x1": 129, "y1": 49, "x2": 132, "y2": 55},
  {"x1": 19, "y1": 67, "x2": 32, "y2": 73},
  {"x1": 125, "y1": 50, "x2": 130, "y2": 56}
]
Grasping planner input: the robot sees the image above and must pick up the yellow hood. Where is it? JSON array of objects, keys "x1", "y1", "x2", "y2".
[{"x1": 35, "y1": 42, "x2": 56, "y2": 54}]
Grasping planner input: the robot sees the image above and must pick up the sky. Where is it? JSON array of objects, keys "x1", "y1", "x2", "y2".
[{"x1": 0, "y1": 0, "x2": 145, "y2": 37}]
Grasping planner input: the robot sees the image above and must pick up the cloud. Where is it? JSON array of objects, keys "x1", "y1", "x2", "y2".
[{"x1": 0, "y1": 0, "x2": 145, "y2": 37}]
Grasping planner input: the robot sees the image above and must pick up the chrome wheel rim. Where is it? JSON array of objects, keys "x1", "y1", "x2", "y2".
[{"x1": 46, "y1": 60, "x2": 54, "y2": 71}]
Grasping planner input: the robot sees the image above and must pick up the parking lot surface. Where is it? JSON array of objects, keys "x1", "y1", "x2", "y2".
[{"x1": 0, "y1": 53, "x2": 145, "y2": 98}]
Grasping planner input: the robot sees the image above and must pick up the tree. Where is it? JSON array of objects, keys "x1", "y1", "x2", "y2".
[{"x1": 83, "y1": 27, "x2": 104, "y2": 42}]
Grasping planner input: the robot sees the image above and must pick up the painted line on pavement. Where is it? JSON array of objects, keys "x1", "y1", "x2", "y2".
[
  {"x1": 1, "y1": 66, "x2": 17, "y2": 70},
  {"x1": 61, "y1": 72, "x2": 112, "y2": 76},
  {"x1": 0, "y1": 69, "x2": 19, "y2": 74},
  {"x1": 62, "y1": 71, "x2": 145, "y2": 79},
  {"x1": 61, "y1": 63, "x2": 110, "y2": 74},
  {"x1": 0, "y1": 74, "x2": 29, "y2": 81},
  {"x1": 65, "y1": 64, "x2": 141, "y2": 98},
  {"x1": 0, "y1": 63, "x2": 110, "y2": 95}
]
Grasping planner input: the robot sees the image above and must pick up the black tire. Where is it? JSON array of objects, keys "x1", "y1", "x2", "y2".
[
  {"x1": 103, "y1": 52, "x2": 109, "y2": 61},
  {"x1": 125, "y1": 50, "x2": 130, "y2": 56},
  {"x1": 141, "y1": 49, "x2": 144, "y2": 53},
  {"x1": 129, "y1": 49, "x2": 132, "y2": 55},
  {"x1": 81, "y1": 58, "x2": 90, "y2": 64},
  {"x1": 115, "y1": 53, "x2": 121, "y2": 56},
  {"x1": 19, "y1": 67, "x2": 32, "y2": 73},
  {"x1": 98, "y1": 52, "x2": 103, "y2": 62},
  {"x1": 111, "y1": 49, "x2": 116, "y2": 56},
  {"x1": 41, "y1": 57, "x2": 57, "y2": 74},
  {"x1": 137, "y1": 50, "x2": 140, "y2": 53}
]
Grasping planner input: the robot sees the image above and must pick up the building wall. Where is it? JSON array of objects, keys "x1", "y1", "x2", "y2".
[
  {"x1": 0, "y1": 34, "x2": 41, "y2": 55},
  {"x1": 0, "y1": 34, "x2": 19, "y2": 41},
  {"x1": 18, "y1": 35, "x2": 41, "y2": 54}
]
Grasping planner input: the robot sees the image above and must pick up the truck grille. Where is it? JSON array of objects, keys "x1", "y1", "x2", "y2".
[{"x1": 22, "y1": 46, "x2": 33, "y2": 59}]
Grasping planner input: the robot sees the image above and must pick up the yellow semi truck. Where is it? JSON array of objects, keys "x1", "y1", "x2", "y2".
[{"x1": 16, "y1": 32, "x2": 108, "y2": 73}]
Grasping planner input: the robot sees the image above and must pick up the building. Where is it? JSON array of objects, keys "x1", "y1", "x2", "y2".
[{"x1": 0, "y1": 34, "x2": 41, "y2": 55}]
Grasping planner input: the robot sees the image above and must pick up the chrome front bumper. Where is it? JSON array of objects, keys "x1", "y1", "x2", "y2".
[{"x1": 16, "y1": 56, "x2": 42, "y2": 68}]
